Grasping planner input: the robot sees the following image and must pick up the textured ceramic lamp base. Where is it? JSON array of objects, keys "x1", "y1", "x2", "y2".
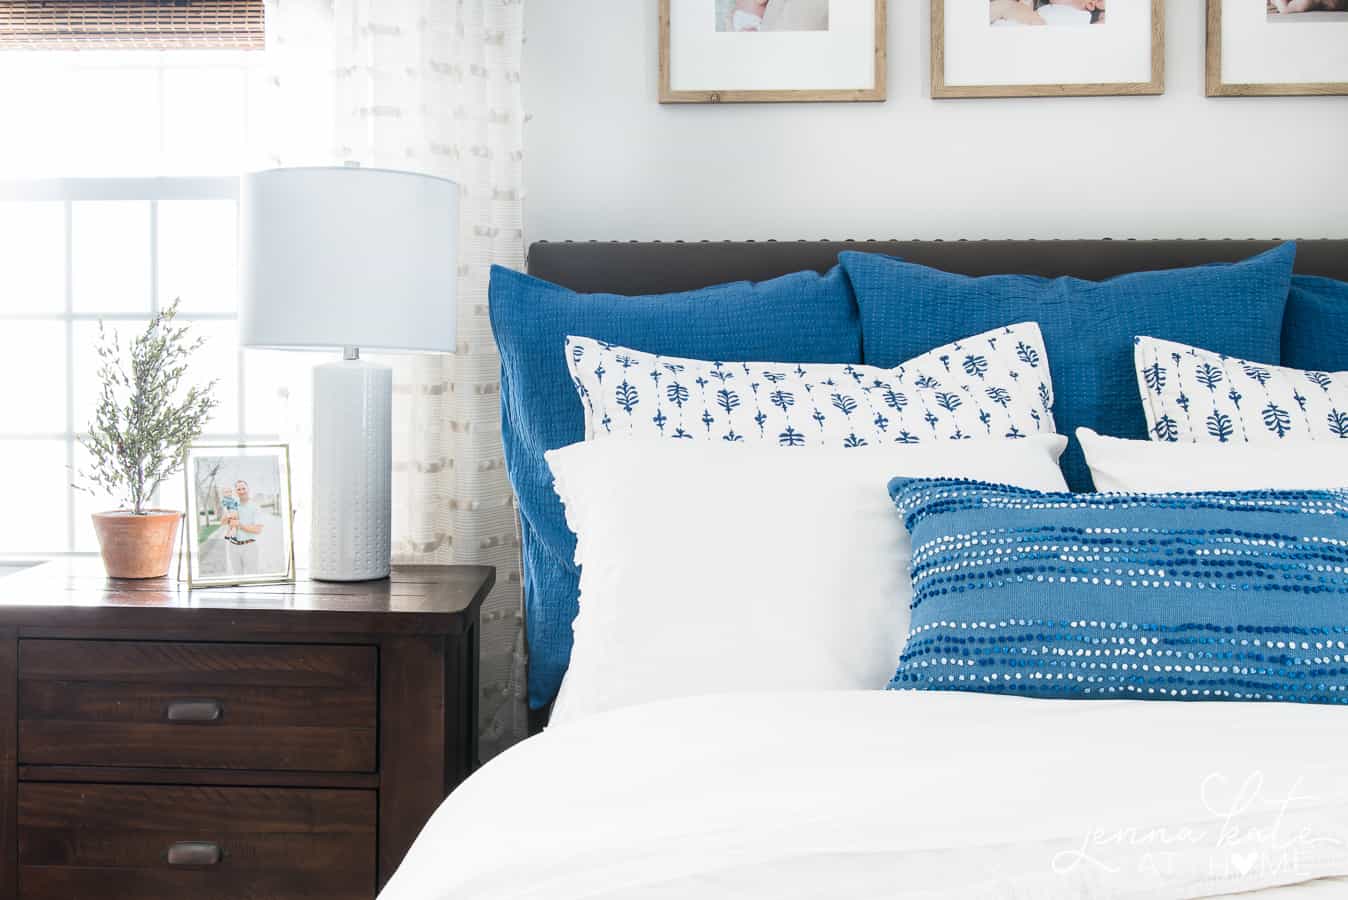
[{"x1": 311, "y1": 357, "x2": 392, "y2": 581}]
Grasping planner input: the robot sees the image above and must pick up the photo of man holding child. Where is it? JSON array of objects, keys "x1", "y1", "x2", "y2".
[{"x1": 188, "y1": 449, "x2": 292, "y2": 584}]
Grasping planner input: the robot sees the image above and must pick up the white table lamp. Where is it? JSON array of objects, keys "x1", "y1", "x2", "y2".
[{"x1": 239, "y1": 166, "x2": 458, "y2": 581}]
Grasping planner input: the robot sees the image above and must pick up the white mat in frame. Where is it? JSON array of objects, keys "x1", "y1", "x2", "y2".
[
  {"x1": 1208, "y1": 0, "x2": 1348, "y2": 96},
  {"x1": 661, "y1": 0, "x2": 885, "y2": 102},
  {"x1": 933, "y1": 0, "x2": 1163, "y2": 98}
]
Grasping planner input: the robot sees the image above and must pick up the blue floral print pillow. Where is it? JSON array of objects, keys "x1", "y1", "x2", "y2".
[
  {"x1": 566, "y1": 323, "x2": 1056, "y2": 449},
  {"x1": 1135, "y1": 335, "x2": 1348, "y2": 445}
]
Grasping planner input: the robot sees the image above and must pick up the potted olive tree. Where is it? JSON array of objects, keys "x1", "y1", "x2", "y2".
[{"x1": 76, "y1": 299, "x2": 218, "y2": 578}]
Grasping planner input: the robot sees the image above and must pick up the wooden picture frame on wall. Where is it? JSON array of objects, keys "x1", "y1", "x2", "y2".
[
  {"x1": 659, "y1": 0, "x2": 886, "y2": 103},
  {"x1": 932, "y1": 0, "x2": 1164, "y2": 99},
  {"x1": 1207, "y1": 0, "x2": 1348, "y2": 97}
]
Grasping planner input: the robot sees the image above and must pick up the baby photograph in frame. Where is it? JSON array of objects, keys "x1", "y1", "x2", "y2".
[{"x1": 715, "y1": 0, "x2": 830, "y2": 32}]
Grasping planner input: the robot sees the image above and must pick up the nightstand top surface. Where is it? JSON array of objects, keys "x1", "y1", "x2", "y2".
[{"x1": 0, "y1": 558, "x2": 495, "y2": 636}]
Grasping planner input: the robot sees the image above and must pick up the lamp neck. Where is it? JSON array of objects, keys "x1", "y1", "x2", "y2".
[{"x1": 343, "y1": 346, "x2": 360, "y2": 361}]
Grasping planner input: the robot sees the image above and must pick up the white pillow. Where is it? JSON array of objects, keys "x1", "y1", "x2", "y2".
[
  {"x1": 545, "y1": 434, "x2": 1069, "y2": 725},
  {"x1": 1135, "y1": 335, "x2": 1348, "y2": 445},
  {"x1": 1078, "y1": 427, "x2": 1348, "y2": 492},
  {"x1": 566, "y1": 323, "x2": 1055, "y2": 447}
]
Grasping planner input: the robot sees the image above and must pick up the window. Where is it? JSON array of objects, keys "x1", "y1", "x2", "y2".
[
  {"x1": 0, "y1": 1, "x2": 264, "y2": 51},
  {"x1": 0, "y1": 48, "x2": 288, "y2": 556},
  {"x1": 1, "y1": 49, "x2": 257, "y2": 178}
]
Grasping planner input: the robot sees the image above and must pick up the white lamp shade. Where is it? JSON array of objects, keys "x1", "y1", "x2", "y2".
[{"x1": 239, "y1": 166, "x2": 458, "y2": 353}]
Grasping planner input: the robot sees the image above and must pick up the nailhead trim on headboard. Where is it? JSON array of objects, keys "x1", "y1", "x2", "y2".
[{"x1": 523, "y1": 238, "x2": 1346, "y2": 296}]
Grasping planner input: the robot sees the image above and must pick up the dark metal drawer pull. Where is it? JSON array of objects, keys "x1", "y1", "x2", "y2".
[
  {"x1": 166, "y1": 841, "x2": 222, "y2": 867},
  {"x1": 165, "y1": 699, "x2": 223, "y2": 723}
]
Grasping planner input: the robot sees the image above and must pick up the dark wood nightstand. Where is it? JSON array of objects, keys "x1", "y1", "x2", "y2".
[{"x1": 0, "y1": 558, "x2": 494, "y2": 900}]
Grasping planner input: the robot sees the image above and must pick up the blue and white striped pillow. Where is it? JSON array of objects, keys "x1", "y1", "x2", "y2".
[{"x1": 886, "y1": 478, "x2": 1348, "y2": 704}]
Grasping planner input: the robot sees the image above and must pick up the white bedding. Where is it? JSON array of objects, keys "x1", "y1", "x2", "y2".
[
  {"x1": 545, "y1": 435, "x2": 1068, "y2": 724},
  {"x1": 381, "y1": 692, "x2": 1348, "y2": 900}
]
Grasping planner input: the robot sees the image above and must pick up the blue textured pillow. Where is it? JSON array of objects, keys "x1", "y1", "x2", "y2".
[
  {"x1": 490, "y1": 265, "x2": 862, "y2": 708},
  {"x1": 1283, "y1": 275, "x2": 1348, "y2": 372},
  {"x1": 886, "y1": 478, "x2": 1348, "y2": 704},
  {"x1": 841, "y1": 244, "x2": 1296, "y2": 491}
]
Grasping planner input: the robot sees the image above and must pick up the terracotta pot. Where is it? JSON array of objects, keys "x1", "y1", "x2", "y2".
[{"x1": 91, "y1": 510, "x2": 182, "y2": 579}]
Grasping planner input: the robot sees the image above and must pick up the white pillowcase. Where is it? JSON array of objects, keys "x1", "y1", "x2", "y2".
[
  {"x1": 566, "y1": 323, "x2": 1055, "y2": 448},
  {"x1": 1135, "y1": 335, "x2": 1348, "y2": 445},
  {"x1": 1078, "y1": 427, "x2": 1348, "y2": 492},
  {"x1": 545, "y1": 434, "x2": 1069, "y2": 725}
]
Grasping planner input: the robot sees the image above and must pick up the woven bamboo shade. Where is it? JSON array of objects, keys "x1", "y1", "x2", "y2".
[{"x1": 0, "y1": 1, "x2": 264, "y2": 50}]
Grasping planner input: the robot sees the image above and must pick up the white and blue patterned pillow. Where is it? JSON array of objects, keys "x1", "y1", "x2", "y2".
[
  {"x1": 566, "y1": 323, "x2": 1055, "y2": 448},
  {"x1": 1135, "y1": 335, "x2": 1348, "y2": 444}
]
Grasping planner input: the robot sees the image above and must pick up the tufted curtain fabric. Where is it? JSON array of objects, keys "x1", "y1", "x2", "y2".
[{"x1": 259, "y1": 0, "x2": 528, "y2": 759}]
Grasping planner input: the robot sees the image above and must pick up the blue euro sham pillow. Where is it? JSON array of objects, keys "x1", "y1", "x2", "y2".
[
  {"x1": 490, "y1": 265, "x2": 862, "y2": 708},
  {"x1": 886, "y1": 477, "x2": 1348, "y2": 704},
  {"x1": 840, "y1": 244, "x2": 1297, "y2": 491},
  {"x1": 1283, "y1": 275, "x2": 1348, "y2": 372}
]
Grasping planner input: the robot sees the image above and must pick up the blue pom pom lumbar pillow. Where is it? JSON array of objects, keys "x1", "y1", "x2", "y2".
[
  {"x1": 1135, "y1": 335, "x2": 1348, "y2": 445},
  {"x1": 566, "y1": 322, "x2": 1056, "y2": 448},
  {"x1": 886, "y1": 478, "x2": 1348, "y2": 704}
]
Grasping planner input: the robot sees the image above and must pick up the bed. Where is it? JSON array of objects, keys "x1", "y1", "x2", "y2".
[
  {"x1": 386, "y1": 691, "x2": 1348, "y2": 899},
  {"x1": 382, "y1": 239, "x2": 1348, "y2": 900}
]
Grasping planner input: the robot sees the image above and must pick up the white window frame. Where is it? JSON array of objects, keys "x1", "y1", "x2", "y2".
[{"x1": 0, "y1": 176, "x2": 273, "y2": 557}]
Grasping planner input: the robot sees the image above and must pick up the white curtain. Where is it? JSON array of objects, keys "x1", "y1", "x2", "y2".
[{"x1": 259, "y1": 0, "x2": 528, "y2": 759}]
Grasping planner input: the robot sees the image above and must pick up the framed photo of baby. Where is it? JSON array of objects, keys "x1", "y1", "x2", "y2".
[
  {"x1": 989, "y1": 0, "x2": 1108, "y2": 27},
  {"x1": 1266, "y1": 0, "x2": 1348, "y2": 23},
  {"x1": 1207, "y1": 0, "x2": 1348, "y2": 95},
  {"x1": 660, "y1": 0, "x2": 885, "y2": 102},
  {"x1": 182, "y1": 444, "x2": 295, "y2": 588},
  {"x1": 715, "y1": 0, "x2": 830, "y2": 31},
  {"x1": 932, "y1": 0, "x2": 1164, "y2": 98}
]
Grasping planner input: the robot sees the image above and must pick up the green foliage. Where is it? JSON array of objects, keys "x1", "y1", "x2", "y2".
[{"x1": 75, "y1": 299, "x2": 218, "y2": 515}]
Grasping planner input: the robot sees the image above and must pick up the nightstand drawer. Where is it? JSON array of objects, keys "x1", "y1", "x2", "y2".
[
  {"x1": 18, "y1": 783, "x2": 376, "y2": 900},
  {"x1": 17, "y1": 640, "x2": 377, "y2": 772}
]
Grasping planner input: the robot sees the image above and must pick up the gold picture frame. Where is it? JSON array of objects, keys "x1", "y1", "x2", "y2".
[
  {"x1": 1206, "y1": 0, "x2": 1348, "y2": 97},
  {"x1": 181, "y1": 443, "x2": 296, "y2": 589},
  {"x1": 932, "y1": 0, "x2": 1165, "y2": 99},
  {"x1": 658, "y1": 0, "x2": 887, "y2": 103}
]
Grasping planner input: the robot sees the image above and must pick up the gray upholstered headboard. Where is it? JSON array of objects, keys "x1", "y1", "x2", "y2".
[{"x1": 526, "y1": 239, "x2": 1348, "y2": 295}]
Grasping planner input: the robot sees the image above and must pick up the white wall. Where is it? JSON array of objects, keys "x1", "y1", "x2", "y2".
[{"x1": 522, "y1": 0, "x2": 1348, "y2": 244}]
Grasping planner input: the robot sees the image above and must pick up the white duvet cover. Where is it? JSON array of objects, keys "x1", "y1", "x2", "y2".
[{"x1": 381, "y1": 691, "x2": 1348, "y2": 900}]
